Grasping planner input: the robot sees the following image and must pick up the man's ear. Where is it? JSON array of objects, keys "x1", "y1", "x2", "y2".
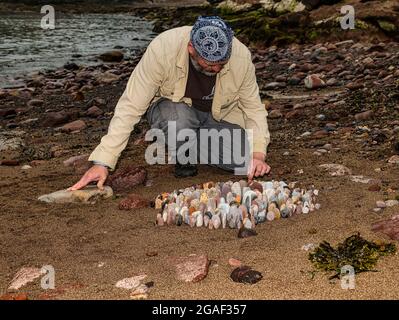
[{"x1": 187, "y1": 41, "x2": 195, "y2": 56}]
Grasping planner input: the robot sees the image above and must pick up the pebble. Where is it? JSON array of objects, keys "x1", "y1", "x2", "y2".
[
  {"x1": 21, "y1": 165, "x2": 32, "y2": 170},
  {"x1": 115, "y1": 274, "x2": 147, "y2": 290},
  {"x1": 376, "y1": 201, "x2": 387, "y2": 208},
  {"x1": 230, "y1": 266, "x2": 263, "y2": 284},
  {"x1": 355, "y1": 110, "x2": 373, "y2": 121},
  {"x1": 388, "y1": 155, "x2": 399, "y2": 164},
  {"x1": 319, "y1": 163, "x2": 352, "y2": 176},
  {"x1": 304, "y1": 74, "x2": 326, "y2": 89},
  {"x1": 58, "y1": 120, "x2": 87, "y2": 133},
  {"x1": 228, "y1": 258, "x2": 242, "y2": 267}
]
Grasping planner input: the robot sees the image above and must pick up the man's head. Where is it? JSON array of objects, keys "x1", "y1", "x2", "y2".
[{"x1": 188, "y1": 16, "x2": 234, "y2": 76}]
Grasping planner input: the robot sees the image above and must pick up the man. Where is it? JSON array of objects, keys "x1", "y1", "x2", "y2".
[{"x1": 69, "y1": 16, "x2": 270, "y2": 191}]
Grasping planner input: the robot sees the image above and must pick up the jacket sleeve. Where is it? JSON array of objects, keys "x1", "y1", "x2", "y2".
[
  {"x1": 88, "y1": 39, "x2": 164, "y2": 170},
  {"x1": 238, "y1": 57, "x2": 270, "y2": 155}
]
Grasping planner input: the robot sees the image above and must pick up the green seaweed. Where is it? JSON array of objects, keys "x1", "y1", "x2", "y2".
[{"x1": 309, "y1": 233, "x2": 396, "y2": 279}]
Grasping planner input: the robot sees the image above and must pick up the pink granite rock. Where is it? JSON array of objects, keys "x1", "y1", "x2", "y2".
[{"x1": 167, "y1": 254, "x2": 209, "y2": 283}]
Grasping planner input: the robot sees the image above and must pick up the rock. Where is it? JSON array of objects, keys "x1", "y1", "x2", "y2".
[
  {"x1": 8, "y1": 267, "x2": 43, "y2": 290},
  {"x1": 312, "y1": 130, "x2": 329, "y2": 139},
  {"x1": 58, "y1": 120, "x2": 86, "y2": 133},
  {"x1": 301, "y1": 243, "x2": 316, "y2": 251},
  {"x1": 319, "y1": 163, "x2": 352, "y2": 176},
  {"x1": 388, "y1": 155, "x2": 399, "y2": 164},
  {"x1": 96, "y1": 71, "x2": 120, "y2": 84},
  {"x1": 304, "y1": 74, "x2": 325, "y2": 89},
  {"x1": 115, "y1": 274, "x2": 147, "y2": 290},
  {"x1": 268, "y1": 110, "x2": 283, "y2": 119},
  {"x1": 362, "y1": 57, "x2": 374, "y2": 67},
  {"x1": 106, "y1": 165, "x2": 147, "y2": 193},
  {"x1": 238, "y1": 227, "x2": 257, "y2": 238},
  {"x1": 0, "y1": 108, "x2": 17, "y2": 118},
  {"x1": 41, "y1": 111, "x2": 71, "y2": 127},
  {"x1": 372, "y1": 215, "x2": 399, "y2": 240},
  {"x1": 27, "y1": 99, "x2": 44, "y2": 108},
  {"x1": 376, "y1": 201, "x2": 387, "y2": 208},
  {"x1": 0, "y1": 131, "x2": 25, "y2": 152},
  {"x1": 230, "y1": 266, "x2": 263, "y2": 284},
  {"x1": 86, "y1": 106, "x2": 103, "y2": 118},
  {"x1": 72, "y1": 91, "x2": 84, "y2": 101},
  {"x1": 288, "y1": 76, "x2": 301, "y2": 85},
  {"x1": 38, "y1": 185, "x2": 113, "y2": 204},
  {"x1": 64, "y1": 62, "x2": 79, "y2": 70},
  {"x1": 385, "y1": 200, "x2": 399, "y2": 207},
  {"x1": 167, "y1": 254, "x2": 209, "y2": 283},
  {"x1": 0, "y1": 160, "x2": 20, "y2": 166},
  {"x1": 355, "y1": 110, "x2": 373, "y2": 121},
  {"x1": 21, "y1": 165, "x2": 32, "y2": 170},
  {"x1": 130, "y1": 284, "x2": 150, "y2": 300},
  {"x1": 228, "y1": 258, "x2": 242, "y2": 267},
  {"x1": 264, "y1": 82, "x2": 286, "y2": 90},
  {"x1": 368, "y1": 183, "x2": 381, "y2": 192},
  {"x1": 98, "y1": 50, "x2": 124, "y2": 62},
  {"x1": 118, "y1": 194, "x2": 150, "y2": 210},
  {"x1": 346, "y1": 82, "x2": 365, "y2": 90},
  {"x1": 350, "y1": 175, "x2": 373, "y2": 184}
]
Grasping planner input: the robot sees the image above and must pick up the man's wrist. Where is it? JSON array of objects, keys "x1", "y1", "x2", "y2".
[
  {"x1": 92, "y1": 161, "x2": 110, "y2": 169},
  {"x1": 252, "y1": 152, "x2": 266, "y2": 161}
]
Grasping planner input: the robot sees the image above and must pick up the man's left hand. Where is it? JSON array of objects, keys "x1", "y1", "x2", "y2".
[{"x1": 247, "y1": 152, "x2": 271, "y2": 182}]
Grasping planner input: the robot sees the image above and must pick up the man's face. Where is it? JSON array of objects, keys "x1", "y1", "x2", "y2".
[{"x1": 188, "y1": 42, "x2": 228, "y2": 77}]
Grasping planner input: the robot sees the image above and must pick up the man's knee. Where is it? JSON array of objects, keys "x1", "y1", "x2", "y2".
[{"x1": 147, "y1": 99, "x2": 198, "y2": 131}]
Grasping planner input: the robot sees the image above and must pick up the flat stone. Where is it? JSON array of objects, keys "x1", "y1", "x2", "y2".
[
  {"x1": 115, "y1": 274, "x2": 147, "y2": 290},
  {"x1": 58, "y1": 120, "x2": 86, "y2": 133},
  {"x1": 319, "y1": 163, "x2": 352, "y2": 176},
  {"x1": 355, "y1": 110, "x2": 373, "y2": 121},
  {"x1": 167, "y1": 254, "x2": 209, "y2": 283},
  {"x1": 8, "y1": 267, "x2": 43, "y2": 290},
  {"x1": 38, "y1": 185, "x2": 113, "y2": 204}
]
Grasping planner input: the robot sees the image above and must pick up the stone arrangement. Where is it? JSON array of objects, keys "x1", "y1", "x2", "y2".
[{"x1": 154, "y1": 180, "x2": 320, "y2": 229}]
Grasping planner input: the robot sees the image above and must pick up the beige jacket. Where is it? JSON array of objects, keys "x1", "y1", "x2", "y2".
[{"x1": 89, "y1": 26, "x2": 270, "y2": 170}]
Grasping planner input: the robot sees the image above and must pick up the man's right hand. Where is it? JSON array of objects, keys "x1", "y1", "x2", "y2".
[{"x1": 68, "y1": 164, "x2": 109, "y2": 191}]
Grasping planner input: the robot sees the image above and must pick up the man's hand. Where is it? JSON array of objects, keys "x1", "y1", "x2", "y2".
[
  {"x1": 247, "y1": 152, "x2": 271, "y2": 182},
  {"x1": 68, "y1": 164, "x2": 109, "y2": 191}
]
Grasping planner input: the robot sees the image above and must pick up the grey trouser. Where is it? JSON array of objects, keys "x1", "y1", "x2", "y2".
[{"x1": 146, "y1": 98, "x2": 249, "y2": 172}]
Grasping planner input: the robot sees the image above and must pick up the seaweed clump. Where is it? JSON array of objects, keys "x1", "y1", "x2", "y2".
[{"x1": 309, "y1": 233, "x2": 396, "y2": 279}]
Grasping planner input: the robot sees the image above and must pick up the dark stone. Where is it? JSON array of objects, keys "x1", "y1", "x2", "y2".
[
  {"x1": 106, "y1": 165, "x2": 147, "y2": 193},
  {"x1": 238, "y1": 227, "x2": 257, "y2": 238},
  {"x1": 230, "y1": 266, "x2": 263, "y2": 284}
]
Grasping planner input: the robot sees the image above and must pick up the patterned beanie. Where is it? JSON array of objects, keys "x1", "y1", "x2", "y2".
[{"x1": 190, "y1": 16, "x2": 234, "y2": 63}]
